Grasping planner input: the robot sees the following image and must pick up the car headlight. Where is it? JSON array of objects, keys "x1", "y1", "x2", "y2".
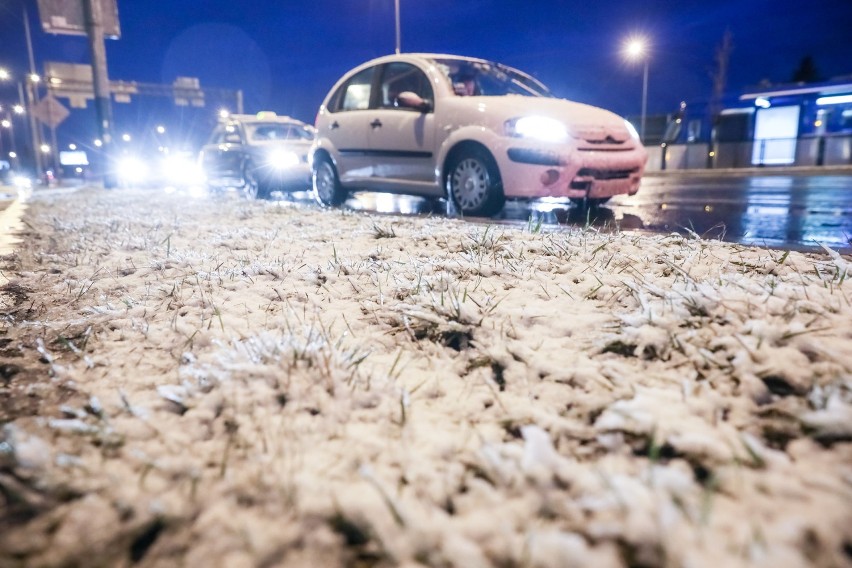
[
  {"x1": 505, "y1": 116, "x2": 568, "y2": 143},
  {"x1": 12, "y1": 175, "x2": 32, "y2": 189},
  {"x1": 117, "y1": 157, "x2": 148, "y2": 183},
  {"x1": 162, "y1": 156, "x2": 204, "y2": 185},
  {"x1": 624, "y1": 119, "x2": 640, "y2": 140},
  {"x1": 267, "y1": 149, "x2": 300, "y2": 170}
]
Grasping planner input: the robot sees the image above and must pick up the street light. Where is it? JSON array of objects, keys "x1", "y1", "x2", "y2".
[
  {"x1": 40, "y1": 143, "x2": 50, "y2": 154},
  {"x1": 623, "y1": 36, "x2": 650, "y2": 143},
  {"x1": 13, "y1": 104, "x2": 24, "y2": 114},
  {"x1": 156, "y1": 125, "x2": 166, "y2": 134},
  {"x1": 122, "y1": 133, "x2": 131, "y2": 142}
]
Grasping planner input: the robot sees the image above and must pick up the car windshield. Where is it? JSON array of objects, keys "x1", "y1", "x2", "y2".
[
  {"x1": 430, "y1": 57, "x2": 552, "y2": 98},
  {"x1": 245, "y1": 122, "x2": 314, "y2": 142}
]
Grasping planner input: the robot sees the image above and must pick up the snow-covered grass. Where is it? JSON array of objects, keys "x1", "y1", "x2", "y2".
[{"x1": 0, "y1": 187, "x2": 850, "y2": 567}]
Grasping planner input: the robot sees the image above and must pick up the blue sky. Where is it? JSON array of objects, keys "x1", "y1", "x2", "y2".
[{"x1": 1, "y1": 0, "x2": 850, "y2": 149}]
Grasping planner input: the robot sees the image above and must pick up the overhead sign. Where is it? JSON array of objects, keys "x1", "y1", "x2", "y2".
[
  {"x1": 44, "y1": 62, "x2": 139, "y2": 107},
  {"x1": 32, "y1": 95, "x2": 70, "y2": 128},
  {"x1": 37, "y1": 0, "x2": 121, "y2": 39}
]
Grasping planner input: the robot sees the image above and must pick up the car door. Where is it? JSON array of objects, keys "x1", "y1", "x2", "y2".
[
  {"x1": 200, "y1": 124, "x2": 244, "y2": 184},
  {"x1": 368, "y1": 62, "x2": 437, "y2": 193},
  {"x1": 324, "y1": 66, "x2": 376, "y2": 183}
]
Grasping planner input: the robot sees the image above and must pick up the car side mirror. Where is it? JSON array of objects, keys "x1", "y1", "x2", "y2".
[{"x1": 397, "y1": 91, "x2": 432, "y2": 112}]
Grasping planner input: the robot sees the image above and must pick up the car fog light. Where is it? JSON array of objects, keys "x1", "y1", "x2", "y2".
[{"x1": 540, "y1": 169, "x2": 560, "y2": 186}]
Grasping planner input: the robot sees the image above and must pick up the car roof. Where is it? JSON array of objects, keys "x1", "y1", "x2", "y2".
[{"x1": 224, "y1": 113, "x2": 308, "y2": 125}]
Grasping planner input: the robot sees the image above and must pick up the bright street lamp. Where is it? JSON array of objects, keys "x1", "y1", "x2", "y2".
[
  {"x1": 1, "y1": 120, "x2": 11, "y2": 129},
  {"x1": 0, "y1": 68, "x2": 9, "y2": 81},
  {"x1": 40, "y1": 143, "x2": 50, "y2": 154},
  {"x1": 69, "y1": 143, "x2": 77, "y2": 150},
  {"x1": 122, "y1": 133, "x2": 131, "y2": 142},
  {"x1": 94, "y1": 139, "x2": 103, "y2": 147},
  {"x1": 218, "y1": 108, "x2": 230, "y2": 119},
  {"x1": 623, "y1": 36, "x2": 650, "y2": 143},
  {"x1": 156, "y1": 125, "x2": 166, "y2": 134},
  {"x1": 13, "y1": 104, "x2": 24, "y2": 114},
  {"x1": 29, "y1": 73, "x2": 40, "y2": 84}
]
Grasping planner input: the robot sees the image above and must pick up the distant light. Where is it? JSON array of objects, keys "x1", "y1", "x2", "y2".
[
  {"x1": 709, "y1": 151, "x2": 716, "y2": 157},
  {"x1": 75, "y1": 167, "x2": 83, "y2": 173},
  {"x1": 48, "y1": 77, "x2": 62, "y2": 85},
  {"x1": 9, "y1": 151, "x2": 17, "y2": 158},
  {"x1": 29, "y1": 74, "x2": 40, "y2": 83},
  {"x1": 94, "y1": 139, "x2": 103, "y2": 147},
  {"x1": 69, "y1": 143, "x2": 77, "y2": 150},
  {"x1": 814, "y1": 120, "x2": 823, "y2": 127},
  {"x1": 12, "y1": 104, "x2": 24, "y2": 114},
  {"x1": 156, "y1": 125, "x2": 166, "y2": 134},
  {"x1": 0, "y1": 120, "x2": 10, "y2": 128},
  {"x1": 40, "y1": 144, "x2": 50, "y2": 154},
  {"x1": 0, "y1": 68, "x2": 9, "y2": 81},
  {"x1": 755, "y1": 97, "x2": 771, "y2": 109},
  {"x1": 122, "y1": 133, "x2": 131, "y2": 142},
  {"x1": 816, "y1": 94, "x2": 852, "y2": 106},
  {"x1": 218, "y1": 108, "x2": 230, "y2": 119},
  {"x1": 624, "y1": 37, "x2": 648, "y2": 60}
]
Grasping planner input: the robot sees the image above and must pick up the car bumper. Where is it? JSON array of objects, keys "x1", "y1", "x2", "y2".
[
  {"x1": 497, "y1": 143, "x2": 647, "y2": 199},
  {"x1": 207, "y1": 164, "x2": 311, "y2": 191}
]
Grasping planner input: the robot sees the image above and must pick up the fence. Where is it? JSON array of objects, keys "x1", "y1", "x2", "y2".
[{"x1": 645, "y1": 134, "x2": 852, "y2": 171}]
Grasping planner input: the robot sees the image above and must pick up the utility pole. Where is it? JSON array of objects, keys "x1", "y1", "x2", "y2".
[{"x1": 82, "y1": 0, "x2": 117, "y2": 188}]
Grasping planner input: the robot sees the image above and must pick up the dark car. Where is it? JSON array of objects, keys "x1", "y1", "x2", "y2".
[{"x1": 200, "y1": 112, "x2": 315, "y2": 199}]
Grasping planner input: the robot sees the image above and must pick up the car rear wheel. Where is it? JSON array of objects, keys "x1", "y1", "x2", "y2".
[
  {"x1": 313, "y1": 156, "x2": 347, "y2": 206},
  {"x1": 446, "y1": 149, "x2": 504, "y2": 217}
]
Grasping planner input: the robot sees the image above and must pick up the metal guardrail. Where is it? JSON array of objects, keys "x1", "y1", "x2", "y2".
[{"x1": 646, "y1": 134, "x2": 852, "y2": 171}]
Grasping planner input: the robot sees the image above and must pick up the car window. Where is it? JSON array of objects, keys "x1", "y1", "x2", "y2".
[
  {"x1": 379, "y1": 62, "x2": 434, "y2": 110},
  {"x1": 431, "y1": 58, "x2": 552, "y2": 98},
  {"x1": 337, "y1": 67, "x2": 375, "y2": 112},
  {"x1": 245, "y1": 123, "x2": 314, "y2": 142}
]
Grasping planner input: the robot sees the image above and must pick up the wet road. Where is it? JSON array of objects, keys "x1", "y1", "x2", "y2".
[
  {"x1": 2, "y1": 172, "x2": 851, "y2": 253},
  {"x1": 338, "y1": 171, "x2": 852, "y2": 252}
]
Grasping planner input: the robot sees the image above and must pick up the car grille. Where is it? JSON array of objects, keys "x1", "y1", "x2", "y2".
[
  {"x1": 570, "y1": 167, "x2": 639, "y2": 189},
  {"x1": 576, "y1": 167, "x2": 637, "y2": 180}
]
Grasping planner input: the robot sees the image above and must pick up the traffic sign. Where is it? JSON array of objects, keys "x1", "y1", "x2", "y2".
[
  {"x1": 32, "y1": 95, "x2": 71, "y2": 129},
  {"x1": 37, "y1": 0, "x2": 121, "y2": 39}
]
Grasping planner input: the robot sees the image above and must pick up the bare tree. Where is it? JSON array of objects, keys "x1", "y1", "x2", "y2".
[{"x1": 709, "y1": 28, "x2": 734, "y2": 120}]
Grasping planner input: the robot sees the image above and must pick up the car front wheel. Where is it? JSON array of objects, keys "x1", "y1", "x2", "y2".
[
  {"x1": 446, "y1": 149, "x2": 504, "y2": 217},
  {"x1": 313, "y1": 156, "x2": 347, "y2": 206},
  {"x1": 242, "y1": 163, "x2": 260, "y2": 200}
]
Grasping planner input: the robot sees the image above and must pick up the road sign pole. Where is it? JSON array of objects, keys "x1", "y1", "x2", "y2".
[
  {"x1": 82, "y1": 0, "x2": 116, "y2": 188},
  {"x1": 24, "y1": 7, "x2": 45, "y2": 177}
]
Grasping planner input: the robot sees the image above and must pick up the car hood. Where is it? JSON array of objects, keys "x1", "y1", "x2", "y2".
[{"x1": 447, "y1": 95, "x2": 635, "y2": 143}]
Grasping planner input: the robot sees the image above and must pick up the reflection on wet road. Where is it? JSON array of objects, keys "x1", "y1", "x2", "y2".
[
  {"x1": 615, "y1": 173, "x2": 852, "y2": 251},
  {"x1": 335, "y1": 172, "x2": 852, "y2": 252}
]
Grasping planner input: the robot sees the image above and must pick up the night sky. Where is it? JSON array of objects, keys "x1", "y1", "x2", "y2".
[{"x1": 1, "y1": 0, "x2": 851, "y2": 151}]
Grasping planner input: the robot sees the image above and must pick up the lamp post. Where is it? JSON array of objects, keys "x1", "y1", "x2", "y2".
[
  {"x1": 394, "y1": 0, "x2": 401, "y2": 54},
  {"x1": 624, "y1": 37, "x2": 649, "y2": 143}
]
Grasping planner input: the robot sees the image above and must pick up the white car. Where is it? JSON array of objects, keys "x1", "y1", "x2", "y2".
[
  {"x1": 312, "y1": 53, "x2": 647, "y2": 216},
  {"x1": 200, "y1": 112, "x2": 315, "y2": 199}
]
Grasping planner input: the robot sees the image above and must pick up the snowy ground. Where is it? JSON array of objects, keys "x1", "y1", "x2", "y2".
[{"x1": 1, "y1": 187, "x2": 850, "y2": 567}]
